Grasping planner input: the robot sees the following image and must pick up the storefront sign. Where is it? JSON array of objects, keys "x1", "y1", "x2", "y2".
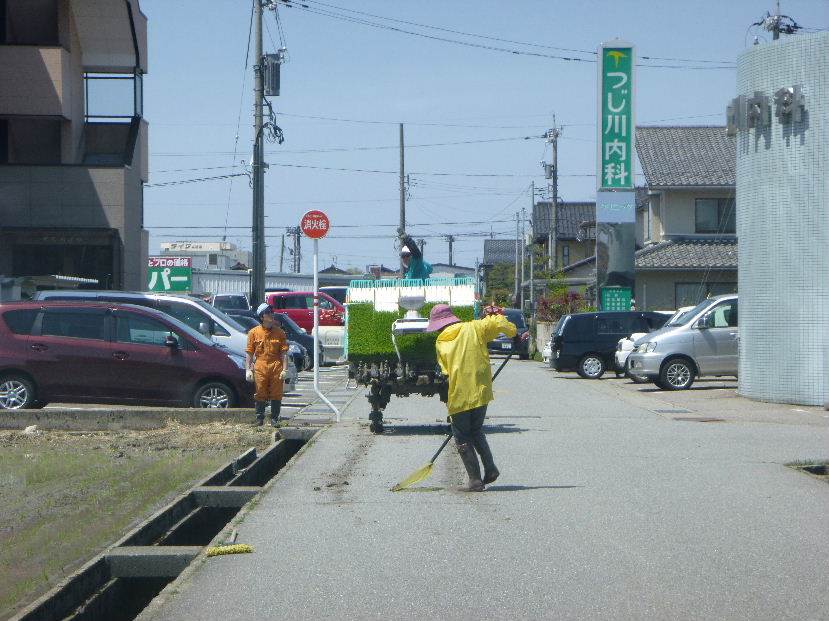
[
  {"x1": 147, "y1": 256, "x2": 192, "y2": 292},
  {"x1": 596, "y1": 191, "x2": 636, "y2": 224},
  {"x1": 726, "y1": 85, "x2": 806, "y2": 135}
]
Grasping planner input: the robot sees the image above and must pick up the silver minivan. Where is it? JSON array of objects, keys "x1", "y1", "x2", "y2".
[{"x1": 626, "y1": 294, "x2": 738, "y2": 390}]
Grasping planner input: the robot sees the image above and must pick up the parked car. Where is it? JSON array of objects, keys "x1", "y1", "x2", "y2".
[
  {"x1": 487, "y1": 308, "x2": 530, "y2": 360},
  {"x1": 627, "y1": 294, "x2": 738, "y2": 390},
  {"x1": 0, "y1": 302, "x2": 254, "y2": 410},
  {"x1": 615, "y1": 309, "x2": 684, "y2": 378},
  {"x1": 33, "y1": 290, "x2": 298, "y2": 390},
  {"x1": 226, "y1": 309, "x2": 316, "y2": 366},
  {"x1": 212, "y1": 293, "x2": 250, "y2": 312},
  {"x1": 320, "y1": 286, "x2": 348, "y2": 305},
  {"x1": 266, "y1": 291, "x2": 345, "y2": 333},
  {"x1": 551, "y1": 311, "x2": 672, "y2": 379}
]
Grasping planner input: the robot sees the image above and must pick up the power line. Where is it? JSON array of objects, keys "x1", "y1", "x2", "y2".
[
  {"x1": 145, "y1": 173, "x2": 248, "y2": 188},
  {"x1": 147, "y1": 218, "x2": 518, "y2": 230},
  {"x1": 282, "y1": 1, "x2": 735, "y2": 69},
  {"x1": 301, "y1": 0, "x2": 737, "y2": 65}
]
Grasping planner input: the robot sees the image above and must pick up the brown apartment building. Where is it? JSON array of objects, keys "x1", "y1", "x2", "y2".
[{"x1": 0, "y1": 0, "x2": 148, "y2": 291}]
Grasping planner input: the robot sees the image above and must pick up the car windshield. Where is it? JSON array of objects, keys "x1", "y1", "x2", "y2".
[
  {"x1": 215, "y1": 295, "x2": 248, "y2": 310},
  {"x1": 187, "y1": 298, "x2": 247, "y2": 333},
  {"x1": 671, "y1": 300, "x2": 715, "y2": 326},
  {"x1": 276, "y1": 313, "x2": 304, "y2": 334},
  {"x1": 503, "y1": 310, "x2": 526, "y2": 329},
  {"x1": 666, "y1": 309, "x2": 692, "y2": 326}
]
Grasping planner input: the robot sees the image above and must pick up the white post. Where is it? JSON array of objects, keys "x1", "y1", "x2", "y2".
[{"x1": 313, "y1": 238, "x2": 340, "y2": 421}]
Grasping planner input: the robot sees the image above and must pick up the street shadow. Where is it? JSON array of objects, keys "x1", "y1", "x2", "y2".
[
  {"x1": 485, "y1": 484, "x2": 581, "y2": 491},
  {"x1": 384, "y1": 424, "x2": 527, "y2": 436}
]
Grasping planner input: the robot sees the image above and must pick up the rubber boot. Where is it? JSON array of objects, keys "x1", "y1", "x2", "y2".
[
  {"x1": 255, "y1": 401, "x2": 266, "y2": 426},
  {"x1": 270, "y1": 400, "x2": 282, "y2": 427},
  {"x1": 456, "y1": 443, "x2": 485, "y2": 492},
  {"x1": 474, "y1": 436, "x2": 500, "y2": 485}
]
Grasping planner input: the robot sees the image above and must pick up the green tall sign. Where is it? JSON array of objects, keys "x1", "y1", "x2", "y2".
[
  {"x1": 598, "y1": 43, "x2": 634, "y2": 190},
  {"x1": 597, "y1": 41, "x2": 635, "y2": 311}
]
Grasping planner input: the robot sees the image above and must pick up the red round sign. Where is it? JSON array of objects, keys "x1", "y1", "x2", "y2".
[{"x1": 300, "y1": 210, "x2": 330, "y2": 239}]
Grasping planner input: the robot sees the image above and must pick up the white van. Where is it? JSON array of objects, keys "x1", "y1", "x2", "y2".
[{"x1": 33, "y1": 291, "x2": 298, "y2": 390}]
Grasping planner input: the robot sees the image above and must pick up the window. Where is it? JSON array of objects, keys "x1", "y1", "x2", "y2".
[
  {"x1": 562, "y1": 245, "x2": 570, "y2": 267},
  {"x1": 707, "y1": 301, "x2": 738, "y2": 328},
  {"x1": 504, "y1": 310, "x2": 526, "y2": 329},
  {"x1": 597, "y1": 314, "x2": 639, "y2": 335},
  {"x1": 156, "y1": 302, "x2": 208, "y2": 333},
  {"x1": 2, "y1": 309, "x2": 38, "y2": 335},
  {"x1": 319, "y1": 298, "x2": 333, "y2": 310},
  {"x1": 564, "y1": 315, "x2": 593, "y2": 339},
  {"x1": 282, "y1": 296, "x2": 309, "y2": 310},
  {"x1": 675, "y1": 282, "x2": 737, "y2": 308},
  {"x1": 208, "y1": 254, "x2": 218, "y2": 266},
  {"x1": 695, "y1": 198, "x2": 735, "y2": 234},
  {"x1": 42, "y1": 311, "x2": 106, "y2": 340},
  {"x1": 116, "y1": 315, "x2": 176, "y2": 347}
]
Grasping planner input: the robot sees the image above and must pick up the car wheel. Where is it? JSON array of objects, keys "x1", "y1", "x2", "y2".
[
  {"x1": 577, "y1": 354, "x2": 605, "y2": 379},
  {"x1": 0, "y1": 375, "x2": 37, "y2": 410},
  {"x1": 193, "y1": 382, "x2": 236, "y2": 409},
  {"x1": 660, "y1": 358, "x2": 695, "y2": 390}
]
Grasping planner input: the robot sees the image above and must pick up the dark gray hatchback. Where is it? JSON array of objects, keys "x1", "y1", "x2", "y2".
[{"x1": 551, "y1": 311, "x2": 669, "y2": 379}]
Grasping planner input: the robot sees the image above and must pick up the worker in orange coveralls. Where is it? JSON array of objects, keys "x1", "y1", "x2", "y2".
[{"x1": 246, "y1": 303, "x2": 290, "y2": 426}]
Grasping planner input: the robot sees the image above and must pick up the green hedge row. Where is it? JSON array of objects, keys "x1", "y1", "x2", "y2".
[{"x1": 347, "y1": 303, "x2": 474, "y2": 366}]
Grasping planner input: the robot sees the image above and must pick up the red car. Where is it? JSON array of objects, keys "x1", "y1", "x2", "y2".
[
  {"x1": 0, "y1": 302, "x2": 253, "y2": 410},
  {"x1": 266, "y1": 291, "x2": 344, "y2": 334}
]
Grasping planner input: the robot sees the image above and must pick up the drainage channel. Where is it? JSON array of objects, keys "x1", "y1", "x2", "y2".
[{"x1": 14, "y1": 428, "x2": 319, "y2": 621}]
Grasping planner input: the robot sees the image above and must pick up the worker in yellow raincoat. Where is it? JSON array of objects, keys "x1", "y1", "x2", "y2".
[
  {"x1": 427, "y1": 303, "x2": 527, "y2": 491},
  {"x1": 246, "y1": 303, "x2": 290, "y2": 426}
]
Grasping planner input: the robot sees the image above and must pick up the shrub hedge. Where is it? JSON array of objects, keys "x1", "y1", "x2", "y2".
[{"x1": 347, "y1": 303, "x2": 475, "y2": 366}]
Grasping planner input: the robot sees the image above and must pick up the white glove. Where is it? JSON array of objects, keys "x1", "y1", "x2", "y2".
[
  {"x1": 279, "y1": 369, "x2": 287, "y2": 380},
  {"x1": 245, "y1": 368, "x2": 254, "y2": 383}
]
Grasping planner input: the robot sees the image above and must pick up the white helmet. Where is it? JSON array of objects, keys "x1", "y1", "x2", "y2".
[
  {"x1": 256, "y1": 303, "x2": 272, "y2": 318},
  {"x1": 400, "y1": 245, "x2": 412, "y2": 256}
]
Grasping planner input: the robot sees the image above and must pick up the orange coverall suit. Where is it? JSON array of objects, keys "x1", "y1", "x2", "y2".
[{"x1": 246, "y1": 325, "x2": 289, "y2": 401}]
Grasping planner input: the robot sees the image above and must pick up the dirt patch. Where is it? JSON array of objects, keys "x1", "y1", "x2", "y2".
[{"x1": 0, "y1": 421, "x2": 271, "y2": 620}]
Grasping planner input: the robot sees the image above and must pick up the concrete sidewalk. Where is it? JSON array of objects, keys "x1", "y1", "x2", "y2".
[{"x1": 140, "y1": 361, "x2": 829, "y2": 620}]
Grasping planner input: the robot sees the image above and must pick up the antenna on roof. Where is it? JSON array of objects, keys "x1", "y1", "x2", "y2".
[{"x1": 752, "y1": 1, "x2": 802, "y2": 40}]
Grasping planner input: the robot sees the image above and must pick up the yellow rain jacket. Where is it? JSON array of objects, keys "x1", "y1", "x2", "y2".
[{"x1": 436, "y1": 314, "x2": 517, "y2": 416}]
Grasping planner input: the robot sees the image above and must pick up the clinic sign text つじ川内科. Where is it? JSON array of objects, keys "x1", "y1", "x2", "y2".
[{"x1": 598, "y1": 43, "x2": 634, "y2": 190}]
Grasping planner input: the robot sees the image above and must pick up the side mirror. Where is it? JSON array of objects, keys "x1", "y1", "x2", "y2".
[
  {"x1": 198, "y1": 321, "x2": 210, "y2": 335},
  {"x1": 164, "y1": 334, "x2": 179, "y2": 348}
]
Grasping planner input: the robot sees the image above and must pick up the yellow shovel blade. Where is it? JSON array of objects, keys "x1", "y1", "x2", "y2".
[{"x1": 391, "y1": 462, "x2": 434, "y2": 492}]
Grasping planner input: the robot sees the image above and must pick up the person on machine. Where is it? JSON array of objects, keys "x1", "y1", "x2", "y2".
[
  {"x1": 426, "y1": 303, "x2": 528, "y2": 491},
  {"x1": 246, "y1": 303, "x2": 290, "y2": 427},
  {"x1": 398, "y1": 228, "x2": 433, "y2": 280}
]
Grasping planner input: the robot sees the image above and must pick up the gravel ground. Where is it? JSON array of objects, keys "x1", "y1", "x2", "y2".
[{"x1": 141, "y1": 361, "x2": 829, "y2": 621}]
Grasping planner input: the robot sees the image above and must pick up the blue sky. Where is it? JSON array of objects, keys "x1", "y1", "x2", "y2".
[{"x1": 141, "y1": 0, "x2": 827, "y2": 271}]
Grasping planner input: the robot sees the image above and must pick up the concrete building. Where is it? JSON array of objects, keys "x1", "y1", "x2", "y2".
[
  {"x1": 735, "y1": 32, "x2": 829, "y2": 406},
  {"x1": 160, "y1": 241, "x2": 252, "y2": 271},
  {"x1": 429, "y1": 263, "x2": 474, "y2": 279},
  {"x1": 0, "y1": 0, "x2": 148, "y2": 290}
]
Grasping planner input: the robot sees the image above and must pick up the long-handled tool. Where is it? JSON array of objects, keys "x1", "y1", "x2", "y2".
[{"x1": 391, "y1": 352, "x2": 514, "y2": 491}]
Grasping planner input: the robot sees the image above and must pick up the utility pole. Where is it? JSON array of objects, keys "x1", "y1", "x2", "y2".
[
  {"x1": 279, "y1": 234, "x2": 285, "y2": 272},
  {"x1": 545, "y1": 123, "x2": 561, "y2": 272},
  {"x1": 514, "y1": 212, "x2": 520, "y2": 306},
  {"x1": 520, "y1": 208, "x2": 526, "y2": 311},
  {"x1": 447, "y1": 235, "x2": 455, "y2": 266},
  {"x1": 399, "y1": 123, "x2": 406, "y2": 274},
  {"x1": 529, "y1": 182, "x2": 535, "y2": 309},
  {"x1": 250, "y1": 0, "x2": 266, "y2": 306}
]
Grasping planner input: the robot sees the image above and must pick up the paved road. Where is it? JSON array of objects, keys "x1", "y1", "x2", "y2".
[{"x1": 140, "y1": 361, "x2": 829, "y2": 620}]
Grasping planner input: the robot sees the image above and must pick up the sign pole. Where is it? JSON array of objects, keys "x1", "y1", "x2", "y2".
[{"x1": 303, "y1": 210, "x2": 340, "y2": 421}]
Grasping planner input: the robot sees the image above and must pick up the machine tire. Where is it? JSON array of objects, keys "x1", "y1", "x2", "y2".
[
  {"x1": 659, "y1": 358, "x2": 695, "y2": 391},
  {"x1": 0, "y1": 375, "x2": 37, "y2": 410},
  {"x1": 193, "y1": 382, "x2": 236, "y2": 409},
  {"x1": 577, "y1": 354, "x2": 605, "y2": 379}
]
